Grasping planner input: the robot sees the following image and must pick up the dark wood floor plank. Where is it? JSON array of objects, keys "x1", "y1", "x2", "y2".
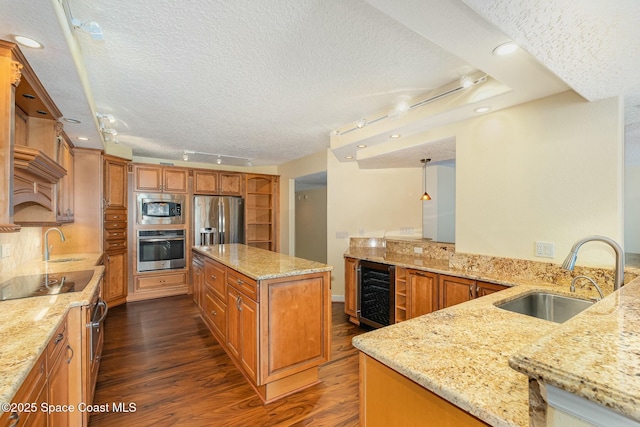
[{"x1": 89, "y1": 295, "x2": 364, "y2": 427}]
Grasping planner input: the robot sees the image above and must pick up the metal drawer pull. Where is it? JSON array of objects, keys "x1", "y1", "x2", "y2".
[
  {"x1": 9, "y1": 412, "x2": 19, "y2": 427},
  {"x1": 55, "y1": 332, "x2": 64, "y2": 344},
  {"x1": 66, "y1": 345, "x2": 74, "y2": 364}
]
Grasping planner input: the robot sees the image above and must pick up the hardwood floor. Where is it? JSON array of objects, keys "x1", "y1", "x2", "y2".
[{"x1": 89, "y1": 295, "x2": 366, "y2": 427}]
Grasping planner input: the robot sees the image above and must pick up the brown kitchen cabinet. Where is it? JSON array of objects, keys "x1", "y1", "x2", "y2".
[
  {"x1": 395, "y1": 267, "x2": 407, "y2": 323},
  {"x1": 227, "y1": 280, "x2": 258, "y2": 383},
  {"x1": 344, "y1": 257, "x2": 359, "y2": 324},
  {"x1": 131, "y1": 270, "x2": 189, "y2": 302},
  {"x1": 203, "y1": 257, "x2": 227, "y2": 341},
  {"x1": 192, "y1": 253, "x2": 205, "y2": 311},
  {"x1": 245, "y1": 174, "x2": 279, "y2": 251},
  {"x1": 0, "y1": 351, "x2": 47, "y2": 427},
  {"x1": 193, "y1": 169, "x2": 243, "y2": 195},
  {"x1": 47, "y1": 316, "x2": 73, "y2": 427},
  {"x1": 133, "y1": 164, "x2": 188, "y2": 193},
  {"x1": 476, "y1": 280, "x2": 509, "y2": 297},
  {"x1": 439, "y1": 274, "x2": 475, "y2": 309},
  {"x1": 56, "y1": 133, "x2": 74, "y2": 223},
  {"x1": 407, "y1": 269, "x2": 439, "y2": 319},
  {"x1": 102, "y1": 155, "x2": 128, "y2": 307}
]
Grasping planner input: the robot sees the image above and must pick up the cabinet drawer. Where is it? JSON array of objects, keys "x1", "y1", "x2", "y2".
[
  {"x1": 104, "y1": 229, "x2": 127, "y2": 241},
  {"x1": 104, "y1": 239, "x2": 127, "y2": 251},
  {"x1": 227, "y1": 268, "x2": 258, "y2": 301},
  {"x1": 204, "y1": 259, "x2": 226, "y2": 300},
  {"x1": 204, "y1": 291, "x2": 226, "y2": 340},
  {"x1": 46, "y1": 317, "x2": 68, "y2": 371},
  {"x1": 135, "y1": 271, "x2": 187, "y2": 292},
  {"x1": 0, "y1": 351, "x2": 47, "y2": 426},
  {"x1": 104, "y1": 210, "x2": 127, "y2": 222},
  {"x1": 104, "y1": 221, "x2": 127, "y2": 230}
]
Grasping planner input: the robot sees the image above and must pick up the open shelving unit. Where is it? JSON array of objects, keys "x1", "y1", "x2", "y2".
[
  {"x1": 245, "y1": 174, "x2": 278, "y2": 251},
  {"x1": 395, "y1": 267, "x2": 407, "y2": 323}
]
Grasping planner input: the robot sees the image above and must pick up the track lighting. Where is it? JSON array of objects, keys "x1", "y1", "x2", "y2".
[
  {"x1": 460, "y1": 75, "x2": 474, "y2": 89},
  {"x1": 182, "y1": 150, "x2": 252, "y2": 167}
]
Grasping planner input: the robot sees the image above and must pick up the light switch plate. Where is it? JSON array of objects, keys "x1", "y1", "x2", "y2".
[{"x1": 534, "y1": 241, "x2": 555, "y2": 258}]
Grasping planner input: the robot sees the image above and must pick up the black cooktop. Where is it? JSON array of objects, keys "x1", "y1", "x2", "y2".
[{"x1": 0, "y1": 270, "x2": 94, "y2": 301}]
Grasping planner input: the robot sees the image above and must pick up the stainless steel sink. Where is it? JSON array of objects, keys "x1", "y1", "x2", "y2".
[{"x1": 496, "y1": 291, "x2": 593, "y2": 323}]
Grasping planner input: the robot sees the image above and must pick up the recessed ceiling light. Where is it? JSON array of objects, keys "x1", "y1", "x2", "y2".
[
  {"x1": 64, "y1": 118, "x2": 81, "y2": 124},
  {"x1": 77, "y1": 137, "x2": 89, "y2": 141},
  {"x1": 493, "y1": 42, "x2": 518, "y2": 56},
  {"x1": 345, "y1": 155, "x2": 354, "y2": 160},
  {"x1": 389, "y1": 134, "x2": 401, "y2": 139},
  {"x1": 357, "y1": 144, "x2": 367, "y2": 148},
  {"x1": 474, "y1": 106, "x2": 491, "y2": 114},
  {"x1": 13, "y1": 35, "x2": 43, "y2": 49}
]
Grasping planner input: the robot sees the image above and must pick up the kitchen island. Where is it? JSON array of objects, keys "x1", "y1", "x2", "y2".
[
  {"x1": 353, "y1": 277, "x2": 640, "y2": 426},
  {"x1": 192, "y1": 244, "x2": 332, "y2": 403}
]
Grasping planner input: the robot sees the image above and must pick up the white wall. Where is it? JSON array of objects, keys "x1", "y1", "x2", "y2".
[
  {"x1": 456, "y1": 92, "x2": 624, "y2": 267},
  {"x1": 327, "y1": 154, "x2": 423, "y2": 297},
  {"x1": 625, "y1": 128, "x2": 640, "y2": 253},
  {"x1": 295, "y1": 188, "x2": 327, "y2": 263}
]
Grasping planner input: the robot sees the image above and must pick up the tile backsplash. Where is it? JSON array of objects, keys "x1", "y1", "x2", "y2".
[{"x1": 0, "y1": 228, "x2": 42, "y2": 276}]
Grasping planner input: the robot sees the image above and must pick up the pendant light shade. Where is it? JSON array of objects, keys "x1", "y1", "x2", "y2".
[{"x1": 420, "y1": 158, "x2": 432, "y2": 201}]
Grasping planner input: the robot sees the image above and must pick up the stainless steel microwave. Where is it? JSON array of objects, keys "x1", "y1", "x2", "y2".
[{"x1": 137, "y1": 193, "x2": 185, "y2": 225}]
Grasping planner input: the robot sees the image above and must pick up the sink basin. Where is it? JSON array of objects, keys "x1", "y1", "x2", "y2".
[
  {"x1": 47, "y1": 257, "x2": 85, "y2": 263},
  {"x1": 496, "y1": 291, "x2": 593, "y2": 323}
]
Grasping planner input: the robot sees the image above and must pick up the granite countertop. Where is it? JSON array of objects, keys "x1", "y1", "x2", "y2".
[
  {"x1": 193, "y1": 244, "x2": 332, "y2": 280},
  {"x1": 353, "y1": 276, "x2": 640, "y2": 426},
  {"x1": 0, "y1": 253, "x2": 104, "y2": 404},
  {"x1": 511, "y1": 278, "x2": 640, "y2": 421}
]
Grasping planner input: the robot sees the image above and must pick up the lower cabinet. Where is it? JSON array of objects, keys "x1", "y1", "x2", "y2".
[
  {"x1": 193, "y1": 253, "x2": 331, "y2": 403},
  {"x1": 344, "y1": 258, "x2": 509, "y2": 325},
  {"x1": 192, "y1": 254, "x2": 204, "y2": 311},
  {"x1": 130, "y1": 270, "x2": 188, "y2": 301},
  {"x1": 407, "y1": 269, "x2": 439, "y2": 319},
  {"x1": 104, "y1": 250, "x2": 127, "y2": 306},
  {"x1": 226, "y1": 283, "x2": 258, "y2": 383}
]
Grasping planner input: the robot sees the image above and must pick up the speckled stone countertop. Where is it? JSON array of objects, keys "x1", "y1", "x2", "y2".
[
  {"x1": 353, "y1": 276, "x2": 640, "y2": 426},
  {"x1": 511, "y1": 277, "x2": 640, "y2": 421},
  {"x1": 0, "y1": 253, "x2": 104, "y2": 405},
  {"x1": 193, "y1": 244, "x2": 332, "y2": 279}
]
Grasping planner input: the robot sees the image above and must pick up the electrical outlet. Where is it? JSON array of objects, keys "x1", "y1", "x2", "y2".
[
  {"x1": 534, "y1": 241, "x2": 555, "y2": 258},
  {"x1": 413, "y1": 247, "x2": 423, "y2": 254},
  {"x1": 1, "y1": 244, "x2": 10, "y2": 258}
]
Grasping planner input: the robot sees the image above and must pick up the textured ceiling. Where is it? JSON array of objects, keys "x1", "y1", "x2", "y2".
[{"x1": 0, "y1": 0, "x2": 638, "y2": 168}]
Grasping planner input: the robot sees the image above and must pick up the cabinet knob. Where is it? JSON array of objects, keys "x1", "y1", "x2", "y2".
[
  {"x1": 55, "y1": 333, "x2": 64, "y2": 344},
  {"x1": 211, "y1": 310, "x2": 217, "y2": 316},
  {"x1": 211, "y1": 275, "x2": 217, "y2": 280}
]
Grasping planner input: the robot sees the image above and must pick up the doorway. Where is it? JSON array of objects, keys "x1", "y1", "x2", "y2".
[{"x1": 294, "y1": 171, "x2": 327, "y2": 263}]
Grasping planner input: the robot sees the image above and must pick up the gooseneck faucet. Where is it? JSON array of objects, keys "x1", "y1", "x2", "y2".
[
  {"x1": 570, "y1": 275, "x2": 605, "y2": 301},
  {"x1": 561, "y1": 235, "x2": 625, "y2": 291},
  {"x1": 44, "y1": 228, "x2": 66, "y2": 261}
]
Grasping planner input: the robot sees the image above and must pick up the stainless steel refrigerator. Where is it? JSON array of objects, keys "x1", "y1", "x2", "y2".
[{"x1": 193, "y1": 196, "x2": 244, "y2": 245}]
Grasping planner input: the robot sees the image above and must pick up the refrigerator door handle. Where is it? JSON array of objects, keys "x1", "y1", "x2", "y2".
[{"x1": 219, "y1": 198, "x2": 225, "y2": 244}]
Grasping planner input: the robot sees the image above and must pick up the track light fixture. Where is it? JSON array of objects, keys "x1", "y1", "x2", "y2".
[
  {"x1": 71, "y1": 18, "x2": 105, "y2": 40},
  {"x1": 183, "y1": 150, "x2": 252, "y2": 167}
]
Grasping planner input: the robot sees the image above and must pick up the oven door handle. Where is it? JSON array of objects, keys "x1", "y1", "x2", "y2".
[
  {"x1": 90, "y1": 300, "x2": 109, "y2": 327},
  {"x1": 138, "y1": 237, "x2": 184, "y2": 242}
]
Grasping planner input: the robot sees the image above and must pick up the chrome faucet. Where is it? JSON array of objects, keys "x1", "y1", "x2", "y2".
[
  {"x1": 44, "y1": 228, "x2": 66, "y2": 261},
  {"x1": 570, "y1": 275, "x2": 605, "y2": 301},
  {"x1": 562, "y1": 235, "x2": 625, "y2": 291}
]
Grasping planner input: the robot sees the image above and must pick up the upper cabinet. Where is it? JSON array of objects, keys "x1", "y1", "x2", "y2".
[
  {"x1": 0, "y1": 41, "x2": 73, "y2": 228},
  {"x1": 134, "y1": 164, "x2": 188, "y2": 193},
  {"x1": 104, "y1": 155, "x2": 129, "y2": 210},
  {"x1": 193, "y1": 169, "x2": 243, "y2": 196}
]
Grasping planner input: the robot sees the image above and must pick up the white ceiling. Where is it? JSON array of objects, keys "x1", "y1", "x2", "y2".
[{"x1": 0, "y1": 0, "x2": 638, "y2": 168}]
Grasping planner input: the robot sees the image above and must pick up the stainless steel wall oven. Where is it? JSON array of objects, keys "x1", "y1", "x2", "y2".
[
  {"x1": 358, "y1": 260, "x2": 395, "y2": 328},
  {"x1": 137, "y1": 229, "x2": 186, "y2": 272}
]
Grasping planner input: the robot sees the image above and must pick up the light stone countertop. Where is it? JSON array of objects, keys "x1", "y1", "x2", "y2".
[
  {"x1": 0, "y1": 253, "x2": 104, "y2": 405},
  {"x1": 510, "y1": 278, "x2": 640, "y2": 421},
  {"x1": 193, "y1": 244, "x2": 332, "y2": 279},
  {"x1": 352, "y1": 277, "x2": 640, "y2": 426}
]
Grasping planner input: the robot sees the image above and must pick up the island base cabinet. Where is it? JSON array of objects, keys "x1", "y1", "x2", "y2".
[{"x1": 359, "y1": 353, "x2": 489, "y2": 427}]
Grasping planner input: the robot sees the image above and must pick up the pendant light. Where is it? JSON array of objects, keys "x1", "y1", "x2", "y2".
[{"x1": 420, "y1": 158, "x2": 432, "y2": 201}]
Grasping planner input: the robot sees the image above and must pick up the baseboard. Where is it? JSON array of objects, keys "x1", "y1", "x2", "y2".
[{"x1": 332, "y1": 295, "x2": 345, "y2": 302}]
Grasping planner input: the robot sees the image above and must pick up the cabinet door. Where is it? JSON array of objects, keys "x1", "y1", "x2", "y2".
[
  {"x1": 104, "y1": 156, "x2": 128, "y2": 209},
  {"x1": 439, "y1": 275, "x2": 475, "y2": 309},
  {"x1": 134, "y1": 165, "x2": 162, "y2": 192},
  {"x1": 407, "y1": 269, "x2": 438, "y2": 319},
  {"x1": 104, "y1": 251, "x2": 127, "y2": 305},
  {"x1": 56, "y1": 136, "x2": 74, "y2": 222},
  {"x1": 205, "y1": 258, "x2": 226, "y2": 301},
  {"x1": 48, "y1": 342, "x2": 72, "y2": 427},
  {"x1": 226, "y1": 286, "x2": 258, "y2": 383},
  {"x1": 192, "y1": 258, "x2": 204, "y2": 309},
  {"x1": 220, "y1": 173, "x2": 242, "y2": 195},
  {"x1": 344, "y1": 257, "x2": 358, "y2": 318},
  {"x1": 193, "y1": 170, "x2": 219, "y2": 194},
  {"x1": 204, "y1": 291, "x2": 226, "y2": 341},
  {"x1": 476, "y1": 281, "x2": 508, "y2": 298},
  {"x1": 163, "y1": 168, "x2": 188, "y2": 193}
]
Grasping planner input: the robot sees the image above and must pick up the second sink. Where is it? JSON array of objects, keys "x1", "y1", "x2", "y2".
[{"x1": 496, "y1": 291, "x2": 593, "y2": 323}]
